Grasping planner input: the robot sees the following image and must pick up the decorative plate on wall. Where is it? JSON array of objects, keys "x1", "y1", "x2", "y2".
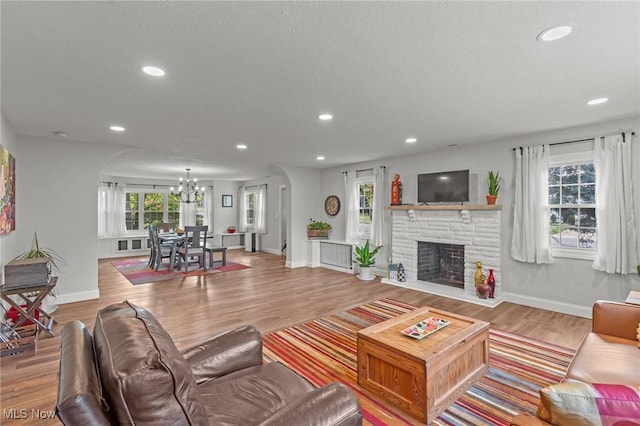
[{"x1": 324, "y1": 195, "x2": 340, "y2": 216}]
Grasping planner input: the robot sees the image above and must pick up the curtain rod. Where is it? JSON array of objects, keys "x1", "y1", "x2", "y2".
[
  {"x1": 99, "y1": 181, "x2": 213, "y2": 189},
  {"x1": 342, "y1": 165, "x2": 386, "y2": 174},
  {"x1": 512, "y1": 131, "x2": 635, "y2": 151}
]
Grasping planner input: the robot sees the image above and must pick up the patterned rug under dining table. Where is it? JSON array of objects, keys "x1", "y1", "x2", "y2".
[{"x1": 356, "y1": 306, "x2": 490, "y2": 424}]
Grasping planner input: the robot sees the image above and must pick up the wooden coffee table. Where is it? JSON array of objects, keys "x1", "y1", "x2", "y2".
[{"x1": 357, "y1": 306, "x2": 490, "y2": 423}]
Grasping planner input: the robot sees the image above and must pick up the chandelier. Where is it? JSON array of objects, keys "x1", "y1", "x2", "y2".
[{"x1": 171, "y1": 168, "x2": 205, "y2": 204}]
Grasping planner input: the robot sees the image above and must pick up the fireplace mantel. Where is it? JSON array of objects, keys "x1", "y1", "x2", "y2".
[{"x1": 389, "y1": 204, "x2": 502, "y2": 211}]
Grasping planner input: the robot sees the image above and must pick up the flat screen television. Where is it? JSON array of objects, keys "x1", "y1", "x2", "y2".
[{"x1": 417, "y1": 169, "x2": 469, "y2": 204}]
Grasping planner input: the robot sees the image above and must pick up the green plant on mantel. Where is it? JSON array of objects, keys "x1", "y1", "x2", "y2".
[
  {"x1": 637, "y1": 265, "x2": 640, "y2": 277},
  {"x1": 15, "y1": 232, "x2": 66, "y2": 272},
  {"x1": 488, "y1": 170, "x2": 502, "y2": 196}
]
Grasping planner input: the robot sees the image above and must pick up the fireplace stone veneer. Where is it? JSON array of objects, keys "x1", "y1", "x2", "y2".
[{"x1": 386, "y1": 206, "x2": 502, "y2": 304}]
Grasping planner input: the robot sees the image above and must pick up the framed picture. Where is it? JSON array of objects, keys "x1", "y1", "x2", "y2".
[
  {"x1": 1, "y1": 142, "x2": 16, "y2": 235},
  {"x1": 222, "y1": 194, "x2": 233, "y2": 207}
]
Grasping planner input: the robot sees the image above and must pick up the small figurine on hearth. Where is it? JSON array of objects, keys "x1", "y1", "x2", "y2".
[{"x1": 397, "y1": 263, "x2": 406, "y2": 282}]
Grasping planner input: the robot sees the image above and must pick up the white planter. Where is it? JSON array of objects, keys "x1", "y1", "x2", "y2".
[{"x1": 357, "y1": 266, "x2": 376, "y2": 281}]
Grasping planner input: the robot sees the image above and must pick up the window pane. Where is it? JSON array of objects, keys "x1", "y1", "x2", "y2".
[
  {"x1": 579, "y1": 208, "x2": 596, "y2": 227},
  {"x1": 561, "y1": 165, "x2": 579, "y2": 184},
  {"x1": 549, "y1": 187, "x2": 560, "y2": 205},
  {"x1": 561, "y1": 208, "x2": 577, "y2": 226},
  {"x1": 126, "y1": 192, "x2": 138, "y2": 211},
  {"x1": 578, "y1": 184, "x2": 595, "y2": 204},
  {"x1": 580, "y1": 164, "x2": 595, "y2": 183},
  {"x1": 548, "y1": 167, "x2": 560, "y2": 185},
  {"x1": 579, "y1": 228, "x2": 596, "y2": 249},
  {"x1": 561, "y1": 185, "x2": 578, "y2": 204},
  {"x1": 144, "y1": 193, "x2": 164, "y2": 227},
  {"x1": 126, "y1": 212, "x2": 139, "y2": 230},
  {"x1": 551, "y1": 228, "x2": 578, "y2": 248},
  {"x1": 550, "y1": 208, "x2": 561, "y2": 224}
]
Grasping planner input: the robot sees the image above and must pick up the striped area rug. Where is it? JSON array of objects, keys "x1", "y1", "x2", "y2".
[{"x1": 262, "y1": 298, "x2": 575, "y2": 426}]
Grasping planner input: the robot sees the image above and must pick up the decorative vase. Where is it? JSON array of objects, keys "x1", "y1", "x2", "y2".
[
  {"x1": 474, "y1": 261, "x2": 484, "y2": 286},
  {"x1": 486, "y1": 194, "x2": 497, "y2": 205},
  {"x1": 476, "y1": 282, "x2": 490, "y2": 299},
  {"x1": 397, "y1": 263, "x2": 406, "y2": 282},
  {"x1": 486, "y1": 269, "x2": 496, "y2": 299},
  {"x1": 357, "y1": 266, "x2": 376, "y2": 281}
]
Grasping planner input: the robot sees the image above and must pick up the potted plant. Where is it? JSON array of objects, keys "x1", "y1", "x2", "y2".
[
  {"x1": 307, "y1": 219, "x2": 331, "y2": 238},
  {"x1": 353, "y1": 240, "x2": 382, "y2": 281},
  {"x1": 486, "y1": 170, "x2": 502, "y2": 205}
]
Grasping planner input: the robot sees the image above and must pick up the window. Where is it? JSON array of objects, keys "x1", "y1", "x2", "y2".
[
  {"x1": 124, "y1": 191, "x2": 181, "y2": 232},
  {"x1": 195, "y1": 197, "x2": 205, "y2": 226},
  {"x1": 548, "y1": 152, "x2": 596, "y2": 259},
  {"x1": 125, "y1": 192, "x2": 139, "y2": 231},
  {"x1": 143, "y1": 193, "x2": 165, "y2": 228},
  {"x1": 245, "y1": 191, "x2": 255, "y2": 225},
  {"x1": 358, "y1": 180, "x2": 374, "y2": 235}
]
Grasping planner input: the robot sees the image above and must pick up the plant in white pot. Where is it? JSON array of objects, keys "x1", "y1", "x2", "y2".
[{"x1": 353, "y1": 240, "x2": 382, "y2": 281}]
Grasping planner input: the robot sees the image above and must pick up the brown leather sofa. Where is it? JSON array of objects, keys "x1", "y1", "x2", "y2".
[
  {"x1": 56, "y1": 301, "x2": 363, "y2": 425},
  {"x1": 511, "y1": 301, "x2": 640, "y2": 426}
]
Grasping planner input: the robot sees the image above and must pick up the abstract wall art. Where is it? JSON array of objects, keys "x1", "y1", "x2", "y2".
[{"x1": 0, "y1": 142, "x2": 16, "y2": 235}]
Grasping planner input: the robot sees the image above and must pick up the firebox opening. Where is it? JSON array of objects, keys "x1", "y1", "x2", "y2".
[{"x1": 417, "y1": 241, "x2": 465, "y2": 289}]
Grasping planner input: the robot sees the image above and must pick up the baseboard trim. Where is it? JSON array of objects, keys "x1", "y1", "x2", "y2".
[
  {"x1": 503, "y1": 292, "x2": 592, "y2": 319},
  {"x1": 55, "y1": 289, "x2": 100, "y2": 305},
  {"x1": 261, "y1": 247, "x2": 282, "y2": 256},
  {"x1": 289, "y1": 260, "x2": 307, "y2": 268}
]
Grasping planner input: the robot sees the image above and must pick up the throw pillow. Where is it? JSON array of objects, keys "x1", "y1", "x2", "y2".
[{"x1": 536, "y1": 382, "x2": 640, "y2": 426}]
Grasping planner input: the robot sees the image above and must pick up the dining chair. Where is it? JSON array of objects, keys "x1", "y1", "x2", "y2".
[
  {"x1": 177, "y1": 226, "x2": 208, "y2": 272},
  {"x1": 148, "y1": 225, "x2": 157, "y2": 267},
  {"x1": 151, "y1": 225, "x2": 176, "y2": 271},
  {"x1": 157, "y1": 222, "x2": 173, "y2": 233}
]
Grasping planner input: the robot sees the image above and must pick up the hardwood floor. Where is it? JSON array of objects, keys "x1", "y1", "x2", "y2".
[{"x1": 0, "y1": 250, "x2": 592, "y2": 425}]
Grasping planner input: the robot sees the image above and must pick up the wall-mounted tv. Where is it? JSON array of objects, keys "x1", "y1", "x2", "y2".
[{"x1": 417, "y1": 169, "x2": 469, "y2": 204}]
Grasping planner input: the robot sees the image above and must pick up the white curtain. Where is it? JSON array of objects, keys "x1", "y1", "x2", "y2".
[
  {"x1": 592, "y1": 134, "x2": 638, "y2": 274},
  {"x1": 202, "y1": 190, "x2": 212, "y2": 227},
  {"x1": 344, "y1": 171, "x2": 359, "y2": 243},
  {"x1": 511, "y1": 144, "x2": 554, "y2": 264},
  {"x1": 254, "y1": 184, "x2": 267, "y2": 233},
  {"x1": 238, "y1": 186, "x2": 248, "y2": 232},
  {"x1": 179, "y1": 202, "x2": 195, "y2": 228},
  {"x1": 370, "y1": 166, "x2": 385, "y2": 246},
  {"x1": 98, "y1": 183, "x2": 126, "y2": 236}
]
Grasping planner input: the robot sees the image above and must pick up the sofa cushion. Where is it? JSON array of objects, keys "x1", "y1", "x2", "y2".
[
  {"x1": 536, "y1": 382, "x2": 640, "y2": 425},
  {"x1": 566, "y1": 332, "x2": 640, "y2": 386},
  {"x1": 197, "y1": 362, "x2": 315, "y2": 426},
  {"x1": 93, "y1": 301, "x2": 208, "y2": 425}
]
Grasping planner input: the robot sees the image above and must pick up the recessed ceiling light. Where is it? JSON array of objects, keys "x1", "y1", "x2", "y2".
[
  {"x1": 537, "y1": 24, "x2": 574, "y2": 42},
  {"x1": 236, "y1": 144, "x2": 248, "y2": 150},
  {"x1": 317, "y1": 156, "x2": 325, "y2": 161},
  {"x1": 142, "y1": 66, "x2": 165, "y2": 77},
  {"x1": 586, "y1": 97, "x2": 608, "y2": 106},
  {"x1": 52, "y1": 131, "x2": 68, "y2": 138},
  {"x1": 405, "y1": 137, "x2": 417, "y2": 143},
  {"x1": 110, "y1": 125, "x2": 126, "y2": 132},
  {"x1": 318, "y1": 114, "x2": 333, "y2": 121}
]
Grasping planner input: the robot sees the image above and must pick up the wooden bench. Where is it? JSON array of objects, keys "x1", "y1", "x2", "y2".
[{"x1": 205, "y1": 244, "x2": 227, "y2": 268}]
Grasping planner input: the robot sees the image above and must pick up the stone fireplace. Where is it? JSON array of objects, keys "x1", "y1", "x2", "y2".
[
  {"x1": 417, "y1": 242, "x2": 465, "y2": 288},
  {"x1": 383, "y1": 206, "x2": 503, "y2": 306}
]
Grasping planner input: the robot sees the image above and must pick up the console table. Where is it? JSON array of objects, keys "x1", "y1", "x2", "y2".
[{"x1": 0, "y1": 277, "x2": 57, "y2": 337}]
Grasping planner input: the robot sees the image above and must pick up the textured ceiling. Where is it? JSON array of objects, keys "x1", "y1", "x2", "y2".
[{"x1": 2, "y1": 1, "x2": 638, "y2": 180}]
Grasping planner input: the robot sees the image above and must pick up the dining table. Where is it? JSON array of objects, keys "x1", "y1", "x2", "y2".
[{"x1": 158, "y1": 232, "x2": 214, "y2": 272}]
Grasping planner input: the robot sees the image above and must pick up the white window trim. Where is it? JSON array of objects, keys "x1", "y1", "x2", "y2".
[
  {"x1": 549, "y1": 150, "x2": 595, "y2": 260},
  {"x1": 124, "y1": 189, "x2": 179, "y2": 234}
]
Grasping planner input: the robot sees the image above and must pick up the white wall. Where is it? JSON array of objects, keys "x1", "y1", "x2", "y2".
[
  {"x1": 0, "y1": 114, "x2": 18, "y2": 280},
  {"x1": 276, "y1": 165, "x2": 320, "y2": 267},
  {"x1": 241, "y1": 174, "x2": 288, "y2": 255},
  {"x1": 320, "y1": 116, "x2": 640, "y2": 317},
  {"x1": 212, "y1": 180, "x2": 240, "y2": 236},
  {"x1": 17, "y1": 135, "x2": 122, "y2": 303}
]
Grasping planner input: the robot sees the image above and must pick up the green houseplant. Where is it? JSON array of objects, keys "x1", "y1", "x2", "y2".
[
  {"x1": 307, "y1": 219, "x2": 331, "y2": 238},
  {"x1": 486, "y1": 170, "x2": 502, "y2": 205},
  {"x1": 15, "y1": 232, "x2": 66, "y2": 272},
  {"x1": 353, "y1": 240, "x2": 382, "y2": 281}
]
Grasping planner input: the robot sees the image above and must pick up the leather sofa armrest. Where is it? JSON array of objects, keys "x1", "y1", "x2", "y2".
[
  {"x1": 592, "y1": 301, "x2": 640, "y2": 340},
  {"x1": 258, "y1": 383, "x2": 363, "y2": 426},
  {"x1": 181, "y1": 325, "x2": 263, "y2": 384},
  {"x1": 510, "y1": 413, "x2": 551, "y2": 426}
]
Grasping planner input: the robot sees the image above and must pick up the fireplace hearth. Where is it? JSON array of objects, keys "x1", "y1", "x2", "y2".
[{"x1": 417, "y1": 242, "x2": 464, "y2": 288}]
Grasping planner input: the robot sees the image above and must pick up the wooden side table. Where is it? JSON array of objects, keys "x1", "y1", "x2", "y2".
[{"x1": 0, "y1": 277, "x2": 57, "y2": 337}]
